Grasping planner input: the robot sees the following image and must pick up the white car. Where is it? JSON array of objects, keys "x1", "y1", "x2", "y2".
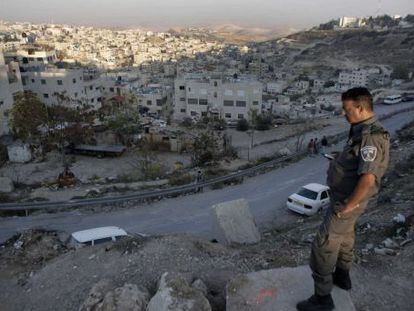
[
  {"x1": 69, "y1": 226, "x2": 128, "y2": 247},
  {"x1": 286, "y1": 183, "x2": 331, "y2": 216}
]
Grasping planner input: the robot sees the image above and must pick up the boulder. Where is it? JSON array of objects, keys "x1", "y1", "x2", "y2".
[
  {"x1": 147, "y1": 272, "x2": 211, "y2": 311},
  {"x1": 192, "y1": 279, "x2": 208, "y2": 296},
  {"x1": 79, "y1": 281, "x2": 149, "y2": 311},
  {"x1": 211, "y1": 199, "x2": 261, "y2": 245},
  {"x1": 226, "y1": 266, "x2": 355, "y2": 311},
  {"x1": 0, "y1": 177, "x2": 14, "y2": 193}
]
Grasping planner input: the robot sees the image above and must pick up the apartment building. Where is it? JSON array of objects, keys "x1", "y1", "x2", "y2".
[
  {"x1": 0, "y1": 51, "x2": 23, "y2": 136},
  {"x1": 338, "y1": 69, "x2": 368, "y2": 87},
  {"x1": 173, "y1": 74, "x2": 262, "y2": 121},
  {"x1": 135, "y1": 84, "x2": 173, "y2": 116},
  {"x1": 5, "y1": 46, "x2": 102, "y2": 110}
]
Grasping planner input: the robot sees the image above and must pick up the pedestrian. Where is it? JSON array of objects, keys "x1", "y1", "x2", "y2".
[
  {"x1": 297, "y1": 87, "x2": 390, "y2": 311},
  {"x1": 320, "y1": 136, "x2": 328, "y2": 154},
  {"x1": 308, "y1": 139, "x2": 314, "y2": 156},
  {"x1": 313, "y1": 138, "x2": 319, "y2": 154}
]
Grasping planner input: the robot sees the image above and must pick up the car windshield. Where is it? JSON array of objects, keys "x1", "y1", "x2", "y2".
[{"x1": 297, "y1": 187, "x2": 318, "y2": 200}]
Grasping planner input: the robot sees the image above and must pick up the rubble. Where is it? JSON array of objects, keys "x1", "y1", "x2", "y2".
[
  {"x1": 374, "y1": 247, "x2": 398, "y2": 256},
  {"x1": 147, "y1": 272, "x2": 211, "y2": 311},
  {"x1": 211, "y1": 198, "x2": 261, "y2": 245},
  {"x1": 79, "y1": 282, "x2": 149, "y2": 311}
]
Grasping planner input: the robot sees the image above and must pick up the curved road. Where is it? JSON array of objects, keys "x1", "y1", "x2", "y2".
[{"x1": 1, "y1": 109, "x2": 414, "y2": 243}]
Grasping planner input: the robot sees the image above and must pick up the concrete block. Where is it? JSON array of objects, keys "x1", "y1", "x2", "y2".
[
  {"x1": 226, "y1": 266, "x2": 355, "y2": 311},
  {"x1": 0, "y1": 177, "x2": 14, "y2": 193},
  {"x1": 211, "y1": 198, "x2": 261, "y2": 245}
]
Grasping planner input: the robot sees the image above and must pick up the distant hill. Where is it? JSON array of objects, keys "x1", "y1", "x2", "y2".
[{"x1": 211, "y1": 24, "x2": 297, "y2": 44}]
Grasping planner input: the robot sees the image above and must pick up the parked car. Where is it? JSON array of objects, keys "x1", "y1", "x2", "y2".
[
  {"x1": 286, "y1": 183, "x2": 331, "y2": 216},
  {"x1": 69, "y1": 226, "x2": 128, "y2": 247}
]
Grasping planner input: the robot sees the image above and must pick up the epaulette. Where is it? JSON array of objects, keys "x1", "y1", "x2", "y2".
[{"x1": 362, "y1": 122, "x2": 389, "y2": 136}]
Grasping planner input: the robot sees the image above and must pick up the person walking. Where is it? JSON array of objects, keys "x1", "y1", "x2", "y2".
[
  {"x1": 297, "y1": 87, "x2": 390, "y2": 311},
  {"x1": 321, "y1": 136, "x2": 328, "y2": 153},
  {"x1": 308, "y1": 139, "x2": 314, "y2": 156},
  {"x1": 314, "y1": 138, "x2": 319, "y2": 154}
]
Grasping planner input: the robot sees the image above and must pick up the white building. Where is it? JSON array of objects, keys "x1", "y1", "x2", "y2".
[
  {"x1": 135, "y1": 84, "x2": 172, "y2": 116},
  {"x1": 338, "y1": 69, "x2": 368, "y2": 87},
  {"x1": 0, "y1": 51, "x2": 23, "y2": 136},
  {"x1": 5, "y1": 46, "x2": 102, "y2": 110},
  {"x1": 339, "y1": 17, "x2": 364, "y2": 28},
  {"x1": 173, "y1": 74, "x2": 262, "y2": 121},
  {"x1": 266, "y1": 81, "x2": 287, "y2": 94}
]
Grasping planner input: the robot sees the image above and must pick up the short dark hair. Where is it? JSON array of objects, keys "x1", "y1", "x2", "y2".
[{"x1": 341, "y1": 87, "x2": 373, "y2": 111}]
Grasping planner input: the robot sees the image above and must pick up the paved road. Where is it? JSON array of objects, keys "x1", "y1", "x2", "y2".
[{"x1": 1, "y1": 108, "x2": 414, "y2": 243}]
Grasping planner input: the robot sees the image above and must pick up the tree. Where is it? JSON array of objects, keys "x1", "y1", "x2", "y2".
[
  {"x1": 236, "y1": 118, "x2": 250, "y2": 131},
  {"x1": 192, "y1": 132, "x2": 219, "y2": 166},
  {"x1": 391, "y1": 65, "x2": 409, "y2": 80},
  {"x1": 255, "y1": 115, "x2": 272, "y2": 131},
  {"x1": 10, "y1": 92, "x2": 48, "y2": 141}
]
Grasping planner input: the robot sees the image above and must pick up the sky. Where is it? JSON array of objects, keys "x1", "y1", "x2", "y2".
[{"x1": 0, "y1": 0, "x2": 413, "y2": 30}]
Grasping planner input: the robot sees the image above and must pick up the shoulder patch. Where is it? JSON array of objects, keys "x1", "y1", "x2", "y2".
[{"x1": 361, "y1": 146, "x2": 377, "y2": 162}]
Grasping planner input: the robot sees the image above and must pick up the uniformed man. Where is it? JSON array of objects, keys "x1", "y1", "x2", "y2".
[{"x1": 297, "y1": 87, "x2": 390, "y2": 311}]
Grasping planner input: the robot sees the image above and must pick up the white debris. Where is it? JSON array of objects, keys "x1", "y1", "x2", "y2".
[
  {"x1": 374, "y1": 247, "x2": 398, "y2": 256},
  {"x1": 393, "y1": 214, "x2": 406, "y2": 224}
]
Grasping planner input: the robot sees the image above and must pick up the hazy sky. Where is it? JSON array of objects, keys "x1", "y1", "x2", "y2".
[{"x1": 0, "y1": 0, "x2": 413, "y2": 30}]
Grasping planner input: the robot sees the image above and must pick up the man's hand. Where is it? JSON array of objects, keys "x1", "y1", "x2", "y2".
[{"x1": 335, "y1": 173, "x2": 376, "y2": 218}]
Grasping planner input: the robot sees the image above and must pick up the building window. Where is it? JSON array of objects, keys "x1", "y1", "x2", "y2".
[
  {"x1": 238, "y1": 114, "x2": 244, "y2": 119},
  {"x1": 57, "y1": 80, "x2": 63, "y2": 85},
  {"x1": 201, "y1": 112, "x2": 207, "y2": 116},
  {"x1": 31, "y1": 79, "x2": 35, "y2": 83},
  {"x1": 236, "y1": 101, "x2": 246, "y2": 107},
  {"x1": 37, "y1": 57, "x2": 43, "y2": 61},
  {"x1": 74, "y1": 93, "x2": 78, "y2": 97},
  {"x1": 190, "y1": 111, "x2": 197, "y2": 116},
  {"x1": 29, "y1": 57, "x2": 34, "y2": 62},
  {"x1": 214, "y1": 92, "x2": 217, "y2": 98},
  {"x1": 199, "y1": 99, "x2": 208, "y2": 105},
  {"x1": 41, "y1": 79, "x2": 46, "y2": 85},
  {"x1": 156, "y1": 99, "x2": 163, "y2": 106},
  {"x1": 22, "y1": 57, "x2": 28, "y2": 64},
  {"x1": 90, "y1": 86, "x2": 93, "y2": 90},
  {"x1": 223, "y1": 100, "x2": 234, "y2": 106},
  {"x1": 188, "y1": 87, "x2": 191, "y2": 92},
  {"x1": 0, "y1": 101, "x2": 3, "y2": 106},
  {"x1": 110, "y1": 87, "x2": 114, "y2": 92},
  {"x1": 214, "y1": 81, "x2": 218, "y2": 87},
  {"x1": 147, "y1": 100, "x2": 152, "y2": 105},
  {"x1": 253, "y1": 101, "x2": 259, "y2": 105},
  {"x1": 73, "y1": 78, "x2": 77, "y2": 84},
  {"x1": 180, "y1": 108, "x2": 186, "y2": 113},
  {"x1": 237, "y1": 90, "x2": 245, "y2": 96},
  {"x1": 43, "y1": 93, "x2": 49, "y2": 99},
  {"x1": 225, "y1": 113, "x2": 232, "y2": 118},
  {"x1": 180, "y1": 97, "x2": 186, "y2": 101},
  {"x1": 179, "y1": 85, "x2": 185, "y2": 90},
  {"x1": 188, "y1": 98, "x2": 198, "y2": 105},
  {"x1": 91, "y1": 98, "x2": 95, "y2": 103}
]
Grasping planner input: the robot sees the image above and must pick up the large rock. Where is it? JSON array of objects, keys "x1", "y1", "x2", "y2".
[
  {"x1": 79, "y1": 281, "x2": 149, "y2": 311},
  {"x1": 211, "y1": 199, "x2": 261, "y2": 244},
  {"x1": 147, "y1": 272, "x2": 211, "y2": 311},
  {"x1": 0, "y1": 176, "x2": 14, "y2": 193},
  {"x1": 226, "y1": 266, "x2": 355, "y2": 311}
]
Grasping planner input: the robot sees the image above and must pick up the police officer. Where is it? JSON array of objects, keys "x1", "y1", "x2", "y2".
[{"x1": 297, "y1": 87, "x2": 390, "y2": 311}]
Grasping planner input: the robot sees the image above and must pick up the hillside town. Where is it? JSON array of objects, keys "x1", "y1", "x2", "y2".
[{"x1": 1, "y1": 9, "x2": 414, "y2": 311}]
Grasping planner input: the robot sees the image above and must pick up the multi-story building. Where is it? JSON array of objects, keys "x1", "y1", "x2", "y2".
[
  {"x1": 173, "y1": 74, "x2": 262, "y2": 121},
  {"x1": 338, "y1": 69, "x2": 368, "y2": 87},
  {"x1": 4, "y1": 46, "x2": 102, "y2": 110},
  {"x1": 0, "y1": 51, "x2": 23, "y2": 136},
  {"x1": 135, "y1": 84, "x2": 173, "y2": 117}
]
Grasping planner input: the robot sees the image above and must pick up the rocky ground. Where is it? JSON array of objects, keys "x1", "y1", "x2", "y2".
[{"x1": 1, "y1": 124, "x2": 413, "y2": 311}]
